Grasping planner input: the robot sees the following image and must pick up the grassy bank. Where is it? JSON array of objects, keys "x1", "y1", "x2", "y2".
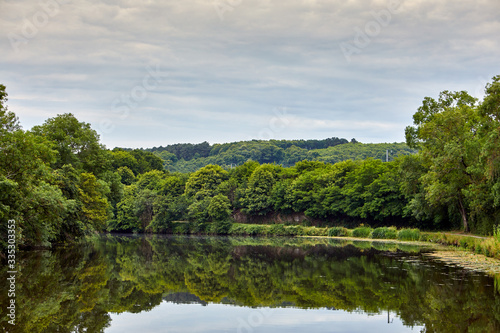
[{"x1": 168, "y1": 222, "x2": 500, "y2": 260}]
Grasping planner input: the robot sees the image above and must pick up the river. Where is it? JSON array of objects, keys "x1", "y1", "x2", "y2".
[{"x1": 1, "y1": 235, "x2": 499, "y2": 332}]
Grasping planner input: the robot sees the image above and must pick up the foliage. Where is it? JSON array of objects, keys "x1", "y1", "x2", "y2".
[
  {"x1": 3, "y1": 76, "x2": 500, "y2": 249},
  {"x1": 31, "y1": 113, "x2": 112, "y2": 176},
  {"x1": 404, "y1": 76, "x2": 500, "y2": 234},
  {"x1": 397, "y1": 228, "x2": 421, "y2": 241},
  {"x1": 495, "y1": 225, "x2": 500, "y2": 243},
  {"x1": 371, "y1": 226, "x2": 398, "y2": 239},
  {"x1": 207, "y1": 194, "x2": 232, "y2": 221},
  {"x1": 328, "y1": 227, "x2": 349, "y2": 237},
  {"x1": 352, "y1": 225, "x2": 373, "y2": 238}
]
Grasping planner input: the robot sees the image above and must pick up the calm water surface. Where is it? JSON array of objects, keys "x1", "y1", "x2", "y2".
[{"x1": 1, "y1": 235, "x2": 499, "y2": 332}]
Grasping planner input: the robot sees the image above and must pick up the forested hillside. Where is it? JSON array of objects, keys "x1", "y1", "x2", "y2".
[
  {"x1": 125, "y1": 139, "x2": 415, "y2": 173},
  {"x1": 1, "y1": 75, "x2": 500, "y2": 250}
]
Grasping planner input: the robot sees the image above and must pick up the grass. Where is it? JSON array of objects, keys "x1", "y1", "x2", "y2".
[
  {"x1": 352, "y1": 225, "x2": 373, "y2": 238},
  {"x1": 168, "y1": 221, "x2": 500, "y2": 261},
  {"x1": 397, "y1": 228, "x2": 421, "y2": 241},
  {"x1": 371, "y1": 227, "x2": 397, "y2": 239},
  {"x1": 328, "y1": 227, "x2": 350, "y2": 237}
]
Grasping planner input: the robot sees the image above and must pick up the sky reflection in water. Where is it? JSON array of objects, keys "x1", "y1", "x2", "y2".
[{"x1": 107, "y1": 302, "x2": 422, "y2": 333}]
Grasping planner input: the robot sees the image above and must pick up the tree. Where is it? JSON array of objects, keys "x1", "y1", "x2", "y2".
[
  {"x1": 117, "y1": 166, "x2": 136, "y2": 185},
  {"x1": 78, "y1": 172, "x2": 112, "y2": 232},
  {"x1": 0, "y1": 84, "x2": 20, "y2": 134},
  {"x1": 241, "y1": 164, "x2": 281, "y2": 215},
  {"x1": 207, "y1": 194, "x2": 232, "y2": 221},
  {"x1": 31, "y1": 113, "x2": 111, "y2": 175},
  {"x1": 184, "y1": 165, "x2": 229, "y2": 199},
  {"x1": 404, "y1": 88, "x2": 494, "y2": 232}
]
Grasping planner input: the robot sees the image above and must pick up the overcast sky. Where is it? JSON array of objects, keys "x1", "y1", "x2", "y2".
[{"x1": 1, "y1": 0, "x2": 499, "y2": 148}]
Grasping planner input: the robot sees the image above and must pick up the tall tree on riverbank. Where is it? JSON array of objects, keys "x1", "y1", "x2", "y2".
[{"x1": 405, "y1": 76, "x2": 500, "y2": 233}]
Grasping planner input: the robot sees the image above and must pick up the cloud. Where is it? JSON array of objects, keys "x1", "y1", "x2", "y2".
[{"x1": 1, "y1": 0, "x2": 498, "y2": 148}]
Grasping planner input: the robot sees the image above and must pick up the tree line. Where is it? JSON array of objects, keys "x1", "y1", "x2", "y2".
[
  {"x1": 1, "y1": 75, "x2": 499, "y2": 249},
  {"x1": 146, "y1": 137, "x2": 352, "y2": 161},
  {"x1": 138, "y1": 138, "x2": 414, "y2": 173}
]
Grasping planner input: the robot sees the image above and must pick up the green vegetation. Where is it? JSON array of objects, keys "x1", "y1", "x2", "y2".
[
  {"x1": 1, "y1": 75, "x2": 500, "y2": 251},
  {"x1": 147, "y1": 139, "x2": 415, "y2": 173},
  {"x1": 371, "y1": 226, "x2": 398, "y2": 239},
  {"x1": 352, "y1": 225, "x2": 373, "y2": 238},
  {"x1": 328, "y1": 226, "x2": 350, "y2": 237},
  {"x1": 397, "y1": 228, "x2": 421, "y2": 241}
]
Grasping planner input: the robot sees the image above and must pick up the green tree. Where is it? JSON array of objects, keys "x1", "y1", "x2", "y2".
[
  {"x1": 241, "y1": 164, "x2": 281, "y2": 215},
  {"x1": 207, "y1": 194, "x2": 232, "y2": 221},
  {"x1": 184, "y1": 165, "x2": 229, "y2": 199},
  {"x1": 31, "y1": 113, "x2": 111, "y2": 176},
  {"x1": 79, "y1": 172, "x2": 112, "y2": 232},
  {"x1": 0, "y1": 84, "x2": 20, "y2": 134},
  {"x1": 117, "y1": 166, "x2": 136, "y2": 185},
  {"x1": 405, "y1": 90, "x2": 479, "y2": 231}
]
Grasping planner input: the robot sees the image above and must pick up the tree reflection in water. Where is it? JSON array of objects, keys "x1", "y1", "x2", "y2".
[{"x1": 1, "y1": 235, "x2": 499, "y2": 332}]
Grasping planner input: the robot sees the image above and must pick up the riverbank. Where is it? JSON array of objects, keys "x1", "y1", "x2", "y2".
[{"x1": 165, "y1": 222, "x2": 500, "y2": 262}]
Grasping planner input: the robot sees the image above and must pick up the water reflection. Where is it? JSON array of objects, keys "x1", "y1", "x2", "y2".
[{"x1": 1, "y1": 235, "x2": 499, "y2": 332}]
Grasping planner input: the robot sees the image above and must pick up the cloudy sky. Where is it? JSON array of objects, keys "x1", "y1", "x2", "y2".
[{"x1": 1, "y1": 0, "x2": 499, "y2": 148}]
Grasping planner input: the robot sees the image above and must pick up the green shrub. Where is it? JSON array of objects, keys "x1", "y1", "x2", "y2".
[
  {"x1": 229, "y1": 224, "x2": 245, "y2": 235},
  {"x1": 303, "y1": 227, "x2": 326, "y2": 236},
  {"x1": 268, "y1": 224, "x2": 286, "y2": 236},
  {"x1": 397, "y1": 228, "x2": 421, "y2": 241},
  {"x1": 371, "y1": 227, "x2": 397, "y2": 239},
  {"x1": 328, "y1": 227, "x2": 349, "y2": 237},
  {"x1": 301, "y1": 219, "x2": 312, "y2": 227},
  {"x1": 209, "y1": 219, "x2": 233, "y2": 235},
  {"x1": 172, "y1": 222, "x2": 189, "y2": 234},
  {"x1": 286, "y1": 225, "x2": 305, "y2": 236},
  {"x1": 246, "y1": 225, "x2": 268, "y2": 236},
  {"x1": 189, "y1": 222, "x2": 208, "y2": 234},
  {"x1": 352, "y1": 226, "x2": 372, "y2": 238},
  {"x1": 494, "y1": 225, "x2": 500, "y2": 242}
]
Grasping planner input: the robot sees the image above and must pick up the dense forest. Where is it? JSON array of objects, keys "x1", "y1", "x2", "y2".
[
  {"x1": 1, "y1": 75, "x2": 500, "y2": 249},
  {"x1": 122, "y1": 138, "x2": 414, "y2": 172}
]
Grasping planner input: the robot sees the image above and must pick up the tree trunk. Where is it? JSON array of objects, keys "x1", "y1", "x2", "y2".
[{"x1": 458, "y1": 198, "x2": 469, "y2": 232}]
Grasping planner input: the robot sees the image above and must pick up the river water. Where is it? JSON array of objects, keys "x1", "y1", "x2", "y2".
[{"x1": 1, "y1": 235, "x2": 499, "y2": 332}]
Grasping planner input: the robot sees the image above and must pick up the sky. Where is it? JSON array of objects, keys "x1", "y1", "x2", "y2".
[{"x1": 1, "y1": 0, "x2": 499, "y2": 149}]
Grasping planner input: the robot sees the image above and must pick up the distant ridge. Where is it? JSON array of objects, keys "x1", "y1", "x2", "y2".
[{"x1": 125, "y1": 138, "x2": 415, "y2": 173}]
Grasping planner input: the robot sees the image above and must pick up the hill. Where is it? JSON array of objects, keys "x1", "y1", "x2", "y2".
[{"x1": 142, "y1": 139, "x2": 415, "y2": 173}]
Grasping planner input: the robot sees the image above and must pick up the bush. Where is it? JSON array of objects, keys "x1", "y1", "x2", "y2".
[
  {"x1": 328, "y1": 227, "x2": 349, "y2": 237},
  {"x1": 371, "y1": 227, "x2": 397, "y2": 239},
  {"x1": 352, "y1": 226, "x2": 372, "y2": 238},
  {"x1": 286, "y1": 225, "x2": 305, "y2": 236},
  {"x1": 494, "y1": 225, "x2": 500, "y2": 242},
  {"x1": 397, "y1": 228, "x2": 421, "y2": 241},
  {"x1": 209, "y1": 219, "x2": 233, "y2": 235},
  {"x1": 228, "y1": 224, "x2": 245, "y2": 235},
  {"x1": 304, "y1": 227, "x2": 328, "y2": 236},
  {"x1": 268, "y1": 224, "x2": 286, "y2": 236},
  {"x1": 172, "y1": 222, "x2": 189, "y2": 234},
  {"x1": 189, "y1": 221, "x2": 208, "y2": 234},
  {"x1": 248, "y1": 225, "x2": 268, "y2": 236}
]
